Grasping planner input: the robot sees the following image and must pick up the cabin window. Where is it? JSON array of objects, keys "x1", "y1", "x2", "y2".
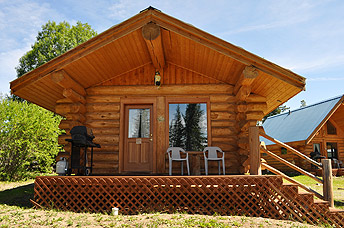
[
  {"x1": 326, "y1": 121, "x2": 337, "y2": 135},
  {"x1": 128, "y1": 108, "x2": 150, "y2": 138},
  {"x1": 168, "y1": 103, "x2": 208, "y2": 151},
  {"x1": 281, "y1": 147, "x2": 287, "y2": 155},
  {"x1": 326, "y1": 142, "x2": 338, "y2": 159}
]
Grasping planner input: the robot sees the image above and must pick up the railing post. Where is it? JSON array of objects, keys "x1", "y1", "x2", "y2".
[
  {"x1": 249, "y1": 126, "x2": 261, "y2": 175},
  {"x1": 322, "y1": 159, "x2": 334, "y2": 207}
]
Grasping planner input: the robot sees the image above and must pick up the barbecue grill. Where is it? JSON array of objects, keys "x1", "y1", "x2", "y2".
[{"x1": 66, "y1": 126, "x2": 100, "y2": 175}]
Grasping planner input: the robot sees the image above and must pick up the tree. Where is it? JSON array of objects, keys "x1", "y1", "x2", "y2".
[
  {"x1": 15, "y1": 21, "x2": 97, "y2": 78},
  {"x1": 169, "y1": 105, "x2": 185, "y2": 148},
  {"x1": 300, "y1": 100, "x2": 307, "y2": 108},
  {"x1": 183, "y1": 104, "x2": 206, "y2": 151},
  {"x1": 0, "y1": 96, "x2": 63, "y2": 181},
  {"x1": 263, "y1": 105, "x2": 290, "y2": 122}
]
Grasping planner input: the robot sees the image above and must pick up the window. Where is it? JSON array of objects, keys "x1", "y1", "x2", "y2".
[
  {"x1": 169, "y1": 103, "x2": 208, "y2": 151},
  {"x1": 313, "y1": 143, "x2": 321, "y2": 154},
  {"x1": 327, "y1": 121, "x2": 337, "y2": 135},
  {"x1": 128, "y1": 108, "x2": 150, "y2": 138},
  {"x1": 281, "y1": 147, "x2": 287, "y2": 154},
  {"x1": 326, "y1": 142, "x2": 338, "y2": 159}
]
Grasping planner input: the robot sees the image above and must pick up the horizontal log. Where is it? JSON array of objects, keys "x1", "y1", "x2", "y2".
[
  {"x1": 92, "y1": 161, "x2": 118, "y2": 169},
  {"x1": 58, "y1": 135, "x2": 70, "y2": 145},
  {"x1": 65, "y1": 113, "x2": 86, "y2": 123},
  {"x1": 86, "y1": 120, "x2": 120, "y2": 129},
  {"x1": 93, "y1": 144, "x2": 119, "y2": 152},
  {"x1": 55, "y1": 103, "x2": 86, "y2": 115},
  {"x1": 211, "y1": 136, "x2": 237, "y2": 144},
  {"x1": 86, "y1": 103, "x2": 120, "y2": 112},
  {"x1": 58, "y1": 120, "x2": 81, "y2": 130},
  {"x1": 87, "y1": 84, "x2": 234, "y2": 96},
  {"x1": 210, "y1": 112, "x2": 234, "y2": 120},
  {"x1": 246, "y1": 94, "x2": 266, "y2": 103},
  {"x1": 211, "y1": 143, "x2": 237, "y2": 152},
  {"x1": 92, "y1": 168, "x2": 118, "y2": 175},
  {"x1": 246, "y1": 111, "x2": 264, "y2": 120},
  {"x1": 211, "y1": 120, "x2": 236, "y2": 127},
  {"x1": 56, "y1": 98, "x2": 73, "y2": 104},
  {"x1": 92, "y1": 128, "x2": 120, "y2": 135},
  {"x1": 210, "y1": 95, "x2": 236, "y2": 103},
  {"x1": 247, "y1": 103, "x2": 267, "y2": 112},
  {"x1": 238, "y1": 148, "x2": 249, "y2": 156},
  {"x1": 210, "y1": 103, "x2": 235, "y2": 112},
  {"x1": 93, "y1": 135, "x2": 119, "y2": 144},
  {"x1": 85, "y1": 112, "x2": 120, "y2": 120},
  {"x1": 211, "y1": 127, "x2": 236, "y2": 136},
  {"x1": 86, "y1": 95, "x2": 121, "y2": 103},
  {"x1": 63, "y1": 88, "x2": 86, "y2": 104}
]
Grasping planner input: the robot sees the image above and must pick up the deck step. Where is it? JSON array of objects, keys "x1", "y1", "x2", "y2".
[
  {"x1": 329, "y1": 207, "x2": 344, "y2": 213},
  {"x1": 297, "y1": 192, "x2": 314, "y2": 205},
  {"x1": 281, "y1": 183, "x2": 299, "y2": 196}
]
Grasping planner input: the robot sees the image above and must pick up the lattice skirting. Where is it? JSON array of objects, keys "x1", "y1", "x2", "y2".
[{"x1": 33, "y1": 175, "x2": 344, "y2": 227}]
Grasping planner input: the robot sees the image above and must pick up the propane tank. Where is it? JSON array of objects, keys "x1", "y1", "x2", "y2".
[{"x1": 56, "y1": 157, "x2": 68, "y2": 176}]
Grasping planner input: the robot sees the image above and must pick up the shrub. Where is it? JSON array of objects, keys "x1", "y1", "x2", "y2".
[{"x1": 0, "y1": 96, "x2": 62, "y2": 181}]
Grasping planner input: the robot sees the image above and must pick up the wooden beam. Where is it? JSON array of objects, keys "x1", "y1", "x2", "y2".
[
  {"x1": 63, "y1": 88, "x2": 86, "y2": 104},
  {"x1": 55, "y1": 103, "x2": 86, "y2": 116},
  {"x1": 249, "y1": 126, "x2": 261, "y2": 175},
  {"x1": 322, "y1": 159, "x2": 334, "y2": 207},
  {"x1": 235, "y1": 85, "x2": 251, "y2": 101},
  {"x1": 234, "y1": 66, "x2": 259, "y2": 94},
  {"x1": 51, "y1": 70, "x2": 86, "y2": 96},
  {"x1": 142, "y1": 22, "x2": 165, "y2": 70}
]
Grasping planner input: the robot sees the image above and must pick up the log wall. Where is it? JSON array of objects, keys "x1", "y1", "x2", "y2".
[{"x1": 57, "y1": 83, "x2": 242, "y2": 175}]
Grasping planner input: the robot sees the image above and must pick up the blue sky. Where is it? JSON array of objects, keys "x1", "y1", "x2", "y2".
[{"x1": 1, "y1": 0, "x2": 343, "y2": 110}]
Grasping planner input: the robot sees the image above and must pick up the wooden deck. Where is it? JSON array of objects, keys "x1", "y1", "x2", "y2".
[{"x1": 33, "y1": 175, "x2": 344, "y2": 227}]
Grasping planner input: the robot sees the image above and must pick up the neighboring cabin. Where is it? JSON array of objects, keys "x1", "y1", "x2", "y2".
[
  {"x1": 10, "y1": 7, "x2": 305, "y2": 175},
  {"x1": 262, "y1": 95, "x2": 344, "y2": 172}
]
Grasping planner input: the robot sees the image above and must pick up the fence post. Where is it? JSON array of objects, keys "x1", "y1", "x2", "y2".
[
  {"x1": 249, "y1": 126, "x2": 261, "y2": 175},
  {"x1": 322, "y1": 159, "x2": 334, "y2": 207}
]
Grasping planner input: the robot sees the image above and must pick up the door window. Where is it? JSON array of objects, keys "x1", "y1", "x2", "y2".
[{"x1": 128, "y1": 108, "x2": 150, "y2": 138}]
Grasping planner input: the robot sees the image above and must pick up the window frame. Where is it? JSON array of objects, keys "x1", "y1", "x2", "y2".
[
  {"x1": 326, "y1": 142, "x2": 338, "y2": 159},
  {"x1": 165, "y1": 97, "x2": 211, "y2": 151},
  {"x1": 326, "y1": 121, "x2": 337, "y2": 135}
]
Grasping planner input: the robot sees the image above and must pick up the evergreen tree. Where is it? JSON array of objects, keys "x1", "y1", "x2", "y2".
[
  {"x1": 169, "y1": 105, "x2": 185, "y2": 147},
  {"x1": 183, "y1": 104, "x2": 206, "y2": 151}
]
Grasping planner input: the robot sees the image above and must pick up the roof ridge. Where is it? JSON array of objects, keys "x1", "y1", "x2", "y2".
[{"x1": 265, "y1": 94, "x2": 344, "y2": 120}]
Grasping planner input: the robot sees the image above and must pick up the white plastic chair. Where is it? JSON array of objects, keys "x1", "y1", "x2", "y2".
[
  {"x1": 203, "y1": 147, "x2": 225, "y2": 175},
  {"x1": 167, "y1": 147, "x2": 190, "y2": 175}
]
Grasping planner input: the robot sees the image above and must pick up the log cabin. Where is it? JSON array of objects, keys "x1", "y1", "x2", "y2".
[
  {"x1": 262, "y1": 95, "x2": 344, "y2": 174},
  {"x1": 10, "y1": 7, "x2": 306, "y2": 175}
]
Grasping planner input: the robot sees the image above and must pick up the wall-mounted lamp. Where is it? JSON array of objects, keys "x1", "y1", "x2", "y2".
[{"x1": 154, "y1": 71, "x2": 161, "y2": 87}]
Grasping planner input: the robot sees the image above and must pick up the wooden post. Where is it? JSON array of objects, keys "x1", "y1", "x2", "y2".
[
  {"x1": 322, "y1": 159, "x2": 334, "y2": 207},
  {"x1": 249, "y1": 126, "x2": 261, "y2": 175}
]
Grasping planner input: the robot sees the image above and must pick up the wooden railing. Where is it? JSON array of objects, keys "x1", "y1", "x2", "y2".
[{"x1": 258, "y1": 127, "x2": 334, "y2": 207}]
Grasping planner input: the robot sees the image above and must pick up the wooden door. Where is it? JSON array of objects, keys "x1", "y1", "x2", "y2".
[{"x1": 123, "y1": 104, "x2": 153, "y2": 173}]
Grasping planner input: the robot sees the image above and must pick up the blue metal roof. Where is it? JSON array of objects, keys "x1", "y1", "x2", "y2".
[{"x1": 261, "y1": 95, "x2": 343, "y2": 145}]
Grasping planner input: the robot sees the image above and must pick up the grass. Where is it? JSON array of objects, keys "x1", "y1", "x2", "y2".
[
  {"x1": 289, "y1": 175, "x2": 344, "y2": 209},
  {"x1": 1, "y1": 176, "x2": 342, "y2": 227}
]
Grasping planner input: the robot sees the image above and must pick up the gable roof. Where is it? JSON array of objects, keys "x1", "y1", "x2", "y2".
[
  {"x1": 262, "y1": 95, "x2": 344, "y2": 145},
  {"x1": 10, "y1": 7, "x2": 305, "y2": 114}
]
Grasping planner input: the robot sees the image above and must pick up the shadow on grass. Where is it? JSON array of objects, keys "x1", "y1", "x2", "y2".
[
  {"x1": 334, "y1": 200, "x2": 344, "y2": 209},
  {"x1": 0, "y1": 183, "x2": 34, "y2": 208}
]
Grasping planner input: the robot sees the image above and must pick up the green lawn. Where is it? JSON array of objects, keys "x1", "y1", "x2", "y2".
[{"x1": 290, "y1": 175, "x2": 344, "y2": 209}]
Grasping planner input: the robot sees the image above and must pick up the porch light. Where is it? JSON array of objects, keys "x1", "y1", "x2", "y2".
[{"x1": 154, "y1": 71, "x2": 161, "y2": 87}]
